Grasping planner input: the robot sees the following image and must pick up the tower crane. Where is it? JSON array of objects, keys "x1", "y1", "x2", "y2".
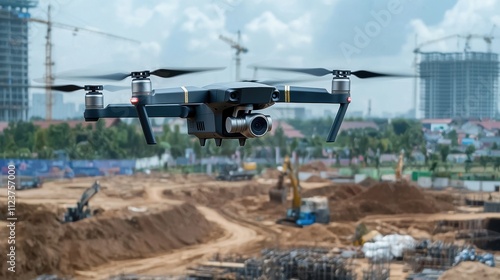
[
  {"x1": 28, "y1": 5, "x2": 140, "y2": 120},
  {"x1": 219, "y1": 30, "x2": 248, "y2": 81},
  {"x1": 464, "y1": 24, "x2": 496, "y2": 52}
]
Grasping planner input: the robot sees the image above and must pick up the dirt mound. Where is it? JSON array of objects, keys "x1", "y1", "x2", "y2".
[
  {"x1": 163, "y1": 181, "x2": 269, "y2": 207},
  {"x1": 358, "y1": 177, "x2": 378, "y2": 187},
  {"x1": 261, "y1": 168, "x2": 282, "y2": 179},
  {"x1": 302, "y1": 184, "x2": 364, "y2": 201},
  {"x1": 299, "y1": 161, "x2": 329, "y2": 172},
  {"x1": 291, "y1": 224, "x2": 338, "y2": 243},
  {"x1": 439, "y1": 261, "x2": 500, "y2": 280},
  {"x1": 305, "y1": 175, "x2": 331, "y2": 183},
  {"x1": 329, "y1": 182, "x2": 455, "y2": 222},
  {"x1": 0, "y1": 202, "x2": 219, "y2": 280}
]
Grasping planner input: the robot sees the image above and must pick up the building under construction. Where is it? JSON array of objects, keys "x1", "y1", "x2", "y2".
[
  {"x1": 0, "y1": 0, "x2": 38, "y2": 121},
  {"x1": 419, "y1": 51, "x2": 499, "y2": 119}
]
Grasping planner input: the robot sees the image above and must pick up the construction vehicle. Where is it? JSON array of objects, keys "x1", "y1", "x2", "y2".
[
  {"x1": 382, "y1": 150, "x2": 404, "y2": 182},
  {"x1": 12, "y1": 175, "x2": 43, "y2": 190},
  {"x1": 271, "y1": 156, "x2": 330, "y2": 227},
  {"x1": 395, "y1": 150, "x2": 404, "y2": 181},
  {"x1": 216, "y1": 161, "x2": 257, "y2": 181},
  {"x1": 63, "y1": 181, "x2": 101, "y2": 223}
]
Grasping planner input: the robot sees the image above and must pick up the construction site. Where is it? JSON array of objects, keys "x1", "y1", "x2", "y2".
[{"x1": 1, "y1": 159, "x2": 499, "y2": 280}]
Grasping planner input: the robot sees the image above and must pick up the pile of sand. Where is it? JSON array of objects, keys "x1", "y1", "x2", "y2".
[
  {"x1": 163, "y1": 181, "x2": 269, "y2": 207},
  {"x1": 288, "y1": 224, "x2": 339, "y2": 244},
  {"x1": 0, "y1": 202, "x2": 219, "y2": 280},
  {"x1": 439, "y1": 262, "x2": 500, "y2": 280},
  {"x1": 358, "y1": 177, "x2": 378, "y2": 188},
  {"x1": 260, "y1": 168, "x2": 282, "y2": 179},
  {"x1": 328, "y1": 182, "x2": 455, "y2": 221},
  {"x1": 305, "y1": 175, "x2": 331, "y2": 183},
  {"x1": 302, "y1": 184, "x2": 364, "y2": 201},
  {"x1": 299, "y1": 161, "x2": 329, "y2": 172}
]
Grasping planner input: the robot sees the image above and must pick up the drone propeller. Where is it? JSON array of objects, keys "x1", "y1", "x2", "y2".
[
  {"x1": 253, "y1": 66, "x2": 413, "y2": 79},
  {"x1": 60, "y1": 67, "x2": 226, "y2": 81},
  {"x1": 240, "y1": 77, "x2": 328, "y2": 85},
  {"x1": 30, "y1": 84, "x2": 129, "y2": 92}
]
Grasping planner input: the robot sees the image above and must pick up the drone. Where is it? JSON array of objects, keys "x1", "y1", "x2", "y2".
[{"x1": 37, "y1": 66, "x2": 408, "y2": 146}]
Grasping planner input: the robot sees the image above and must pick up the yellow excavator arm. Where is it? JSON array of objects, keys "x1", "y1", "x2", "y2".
[
  {"x1": 283, "y1": 156, "x2": 302, "y2": 209},
  {"x1": 395, "y1": 150, "x2": 404, "y2": 181}
]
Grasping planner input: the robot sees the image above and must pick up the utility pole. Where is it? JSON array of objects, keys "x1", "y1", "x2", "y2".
[
  {"x1": 29, "y1": 4, "x2": 140, "y2": 120},
  {"x1": 219, "y1": 30, "x2": 248, "y2": 81}
]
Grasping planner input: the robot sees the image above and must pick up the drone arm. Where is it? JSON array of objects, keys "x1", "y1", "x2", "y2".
[
  {"x1": 84, "y1": 104, "x2": 192, "y2": 144},
  {"x1": 274, "y1": 86, "x2": 348, "y2": 104},
  {"x1": 84, "y1": 104, "x2": 192, "y2": 119},
  {"x1": 152, "y1": 87, "x2": 210, "y2": 104},
  {"x1": 274, "y1": 85, "x2": 350, "y2": 142}
]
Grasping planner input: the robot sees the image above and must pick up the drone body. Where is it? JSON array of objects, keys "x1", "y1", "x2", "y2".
[
  {"x1": 83, "y1": 75, "x2": 351, "y2": 146},
  {"x1": 41, "y1": 66, "x2": 404, "y2": 146}
]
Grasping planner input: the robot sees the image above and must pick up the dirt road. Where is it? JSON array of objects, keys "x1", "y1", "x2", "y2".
[{"x1": 74, "y1": 205, "x2": 262, "y2": 279}]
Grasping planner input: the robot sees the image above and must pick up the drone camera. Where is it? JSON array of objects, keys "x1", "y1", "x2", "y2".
[{"x1": 225, "y1": 113, "x2": 272, "y2": 138}]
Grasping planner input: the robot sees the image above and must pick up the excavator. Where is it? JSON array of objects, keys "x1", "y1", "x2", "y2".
[
  {"x1": 269, "y1": 156, "x2": 330, "y2": 227},
  {"x1": 63, "y1": 180, "x2": 101, "y2": 223}
]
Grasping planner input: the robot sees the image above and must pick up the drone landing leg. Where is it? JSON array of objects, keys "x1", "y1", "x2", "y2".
[
  {"x1": 327, "y1": 103, "x2": 349, "y2": 142},
  {"x1": 135, "y1": 105, "x2": 156, "y2": 144}
]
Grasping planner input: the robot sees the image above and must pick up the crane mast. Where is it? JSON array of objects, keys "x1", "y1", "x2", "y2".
[
  {"x1": 29, "y1": 4, "x2": 140, "y2": 120},
  {"x1": 219, "y1": 30, "x2": 248, "y2": 81}
]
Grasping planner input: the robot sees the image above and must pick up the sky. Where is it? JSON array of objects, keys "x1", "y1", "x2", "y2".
[{"x1": 26, "y1": 0, "x2": 500, "y2": 118}]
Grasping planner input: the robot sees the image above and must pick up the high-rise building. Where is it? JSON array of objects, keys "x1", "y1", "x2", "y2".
[
  {"x1": 0, "y1": 0, "x2": 38, "y2": 121},
  {"x1": 419, "y1": 52, "x2": 499, "y2": 119}
]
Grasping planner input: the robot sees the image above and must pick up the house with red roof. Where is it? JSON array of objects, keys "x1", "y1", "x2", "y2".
[
  {"x1": 269, "y1": 121, "x2": 304, "y2": 138},
  {"x1": 0, "y1": 119, "x2": 121, "y2": 133}
]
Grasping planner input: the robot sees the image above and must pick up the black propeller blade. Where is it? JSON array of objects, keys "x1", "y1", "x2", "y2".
[
  {"x1": 253, "y1": 66, "x2": 413, "y2": 79},
  {"x1": 240, "y1": 77, "x2": 329, "y2": 85},
  {"x1": 30, "y1": 84, "x2": 129, "y2": 92},
  {"x1": 60, "y1": 67, "x2": 225, "y2": 81}
]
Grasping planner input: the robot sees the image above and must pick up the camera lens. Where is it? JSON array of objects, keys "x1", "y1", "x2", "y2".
[{"x1": 250, "y1": 116, "x2": 268, "y2": 136}]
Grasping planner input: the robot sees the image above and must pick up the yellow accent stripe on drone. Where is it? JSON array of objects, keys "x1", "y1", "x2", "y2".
[
  {"x1": 181, "y1": 86, "x2": 188, "y2": 103},
  {"x1": 285, "y1": 85, "x2": 291, "y2": 102}
]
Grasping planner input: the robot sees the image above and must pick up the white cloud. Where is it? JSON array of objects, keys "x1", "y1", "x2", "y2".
[
  {"x1": 181, "y1": 4, "x2": 226, "y2": 51},
  {"x1": 402, "y1": 0, "x2": 500, "y2": 54},
  {"x1": 115, "y1": 0, "x2": 155, "y2": 27},
  {"x1": 245, "y1": 11, "x2": 312, "y2": 51}
]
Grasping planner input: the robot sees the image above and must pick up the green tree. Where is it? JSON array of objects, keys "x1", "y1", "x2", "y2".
[
  {"x1": 465, "y1": 145, "x2": 476, "y2": 161},
  {"x1": 439, "y1": 145, "x2": 450, "y2": 163},
  {"x1": 479, "y1": 156, "x2": 490, "y2": 171}
]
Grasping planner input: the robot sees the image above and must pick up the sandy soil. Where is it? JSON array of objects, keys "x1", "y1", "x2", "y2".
[{"x1": 1, "y1": 173, "x2": 499, "y2": 279}]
